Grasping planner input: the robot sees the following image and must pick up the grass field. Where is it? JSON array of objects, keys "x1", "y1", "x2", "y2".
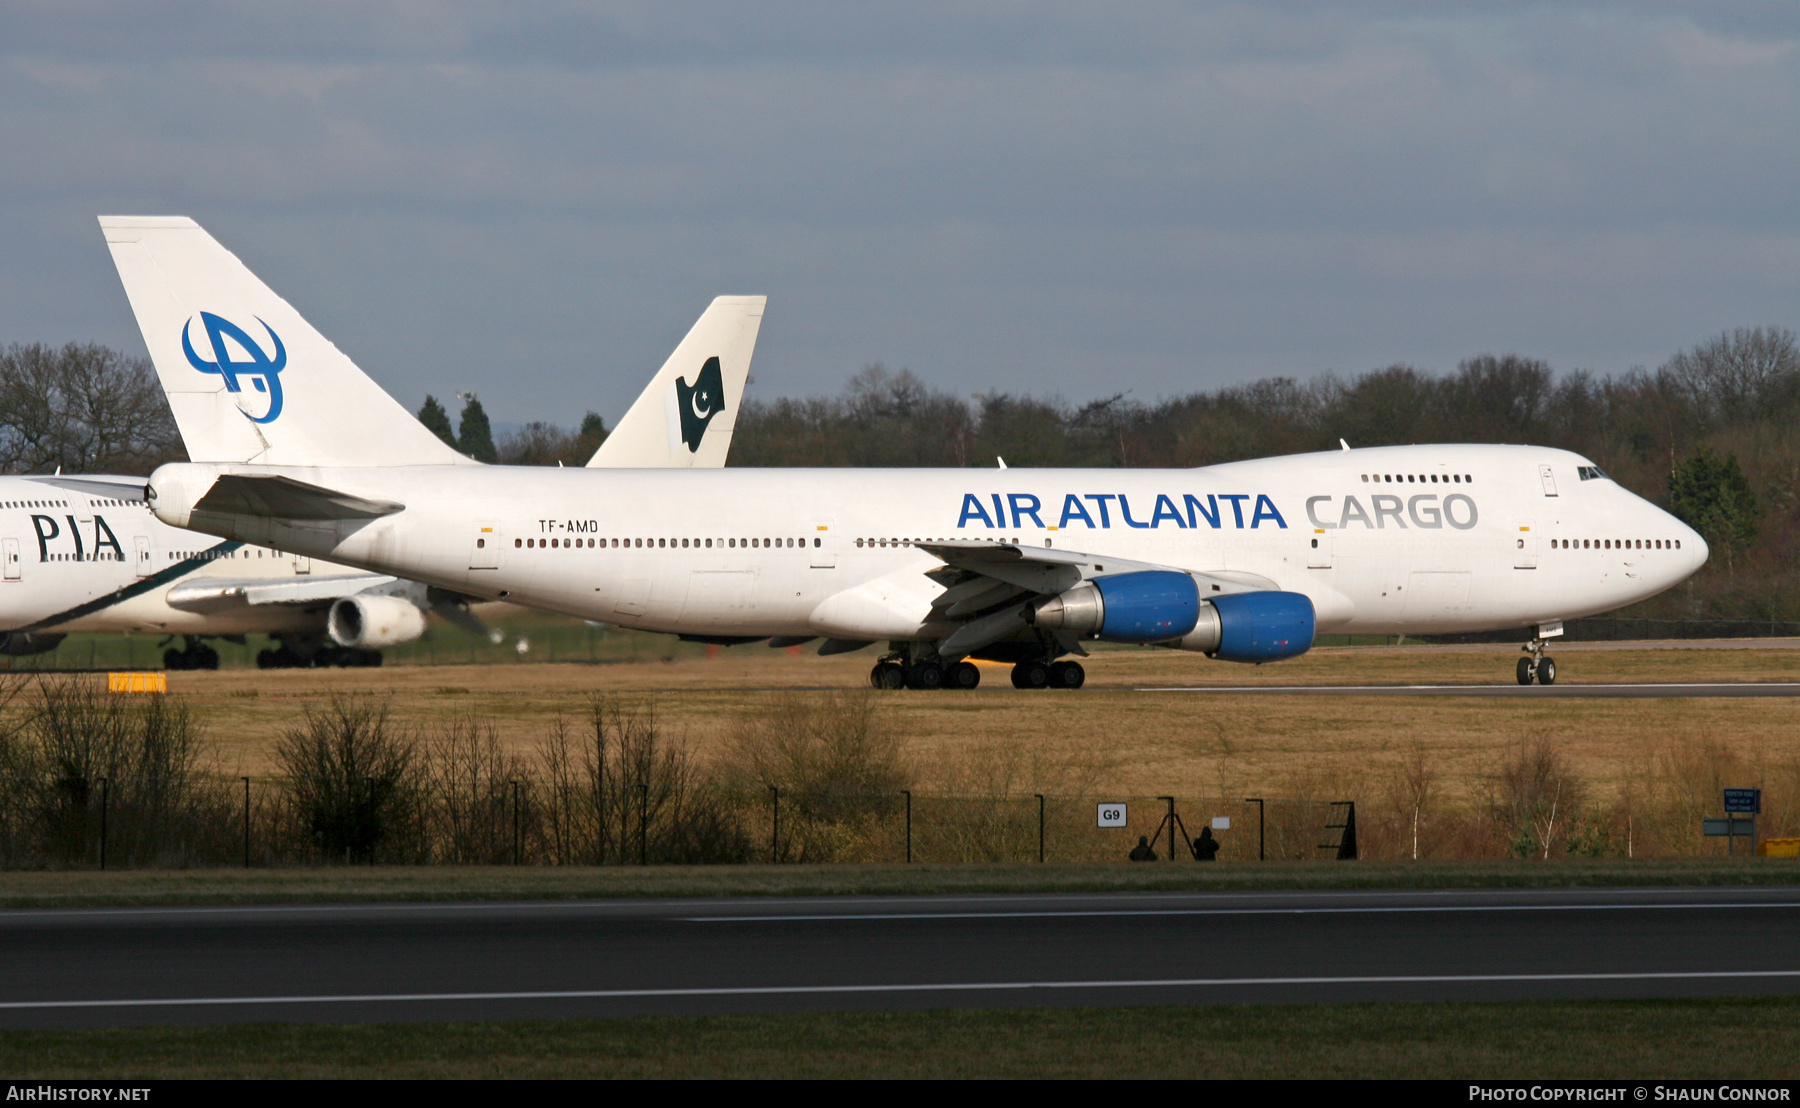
[
  {"x1": 7, "y1": 635, "x2": 1800, "y2": 862},
  {"x1": 6, "y1": 998, "x2": 1799, "y2": 1078},
  {"x1": 1, "y1": 858, "x2": 1795, "y2": 909},
  {"x1": 78, "y1": 637, "x2": 1800, "y2": 785}
]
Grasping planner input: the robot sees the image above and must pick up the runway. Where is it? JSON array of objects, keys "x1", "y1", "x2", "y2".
[
  {"x1": 5, "y1": 887, "x2": 1800, "y2": 1028},
  {"x1": 1135, "y1": 682, "x2": 1800, "y2": 697}
]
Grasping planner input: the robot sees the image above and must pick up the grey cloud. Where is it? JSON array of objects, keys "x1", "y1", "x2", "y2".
[{"x1": 0, "y1": 3, "x2": 1795, "y2": 425}]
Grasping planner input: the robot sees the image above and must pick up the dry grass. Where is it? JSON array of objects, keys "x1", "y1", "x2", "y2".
[{"x1": 25, "y1": 641, "x2": 1797, "y2": 860}]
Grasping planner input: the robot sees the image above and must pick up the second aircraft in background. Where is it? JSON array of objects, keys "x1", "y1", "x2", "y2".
[{"x1": 0, "y1": 291, "x2": 765, "y2": 668}]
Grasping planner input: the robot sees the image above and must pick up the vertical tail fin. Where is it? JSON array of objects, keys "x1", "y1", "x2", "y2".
[
  {"x1": 99, "y1": 216, "x2": 471, "y2": 468},
  {"x1": 587, "y1": 296, "x2": 765, "y2": 468}
]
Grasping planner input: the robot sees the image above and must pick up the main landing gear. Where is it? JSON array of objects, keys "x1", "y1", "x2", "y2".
[
  {"x1": 1516, "y1": 638, "x2": 1557, "y2": 686},
  {"x1": 869, "y1": 657, "x2": 981, "y2": 690},
  {"x1": 869, "y1": 652, "x2": 1086, "y2": 690},
  {"x1": 162, "y1": 637, "x2": 219, "y2": 671},
  {"x1": 254, "y1": 641, "x2": 384, "y2": 669},
  {"x1": 1009, "y1": 659, "x2": 1086, "y2": 689}
]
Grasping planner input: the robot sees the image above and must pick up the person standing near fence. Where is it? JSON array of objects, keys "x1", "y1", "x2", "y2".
[{"x1": 1129, "y1": 835, "x2": 1157, "y2": 862}]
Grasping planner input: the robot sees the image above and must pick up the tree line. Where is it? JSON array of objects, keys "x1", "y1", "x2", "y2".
[
  {"x1": 6, "y1": 327, "x2": 1796, "y2": 621},
  {"x1": 726, "y1": 329, "x2": 1799, "y2": 622}
]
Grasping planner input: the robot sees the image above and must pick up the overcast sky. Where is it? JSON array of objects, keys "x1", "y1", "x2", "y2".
[{"x1": 2, "y1": 2, "x2": 1795, "y2": 425}]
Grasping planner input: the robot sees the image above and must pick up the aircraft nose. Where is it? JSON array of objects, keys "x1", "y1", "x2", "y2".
[{"x1": 1687, "y1": 525, "x2": 1710, "y2": 573}]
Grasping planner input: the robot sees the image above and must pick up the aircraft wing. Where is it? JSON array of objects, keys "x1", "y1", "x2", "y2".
[
  {"x1": 913, "y1": 540, "x2": 1274, "y2": 656},
  {"x1": 26, "y1": 475, "x2": 149, "y2": 502},
  {"x1": 165, "y1": 573, "x2": 397, "y2": 613}
]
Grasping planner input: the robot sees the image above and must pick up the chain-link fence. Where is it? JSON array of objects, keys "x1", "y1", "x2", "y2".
[{"x1": 0, "y1": 777, "x2": 1352, "y2": 870}]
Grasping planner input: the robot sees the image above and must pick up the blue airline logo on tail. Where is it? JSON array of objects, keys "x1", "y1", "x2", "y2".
[{"x1": 181, "y1": 312, "x2": 287, "y2": 424}]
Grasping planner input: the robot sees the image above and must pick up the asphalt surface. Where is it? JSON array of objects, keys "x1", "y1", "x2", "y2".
[
  {"x1": 1137, "y1": 683, "x2": 1800, "y2": 697},
  {"x1": 4, "y1": 887, "x2": 1799, "y2": 1028}
]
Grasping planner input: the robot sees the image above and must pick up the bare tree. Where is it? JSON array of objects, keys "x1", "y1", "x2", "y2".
[{"x1": 0, "y1": 343, "x2": 183, "y2": 474}]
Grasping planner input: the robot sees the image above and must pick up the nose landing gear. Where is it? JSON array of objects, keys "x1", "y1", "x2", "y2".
[{"x1": 1517, "y1": 638, "x2": 1557, "y2": 685}]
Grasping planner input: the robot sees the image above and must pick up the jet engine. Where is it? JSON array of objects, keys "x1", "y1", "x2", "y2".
[
  {"x1": 327, "y1": 595, "x2": 428, "y2": 649},
  {"x1": 1028, "y1": 571, "x2": 1315, "y2": 662},
  {"x1": 0, "y1": 632, "x2": 65, "y2": 656}
]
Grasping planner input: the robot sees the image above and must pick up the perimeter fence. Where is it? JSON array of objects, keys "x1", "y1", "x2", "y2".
[{"x1": 0, "y1": 774, "x2": 1349, "y2": 870}]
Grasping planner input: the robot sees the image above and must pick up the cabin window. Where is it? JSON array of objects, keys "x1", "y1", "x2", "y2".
[{"x1": 814, "y1": 538, "x2": 821, "y2": 547}]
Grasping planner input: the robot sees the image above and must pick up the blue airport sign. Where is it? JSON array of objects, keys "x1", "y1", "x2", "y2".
[{"x1": 1724, "y1": 788, "x2": 1762, "y2": 814}]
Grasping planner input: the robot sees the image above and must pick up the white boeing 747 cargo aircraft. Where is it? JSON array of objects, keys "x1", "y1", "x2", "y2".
[
  {"x1": 108, "y1": 217, "x2": 1707, "y2": 689},
  {"x1": 0, "y1": 282, "x2": 764, "y2": 669}
]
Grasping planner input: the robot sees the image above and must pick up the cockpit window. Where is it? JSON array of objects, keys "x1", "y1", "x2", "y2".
[{"x1": 1577, "y1": 465, "x2": 1609, "y2": 481}]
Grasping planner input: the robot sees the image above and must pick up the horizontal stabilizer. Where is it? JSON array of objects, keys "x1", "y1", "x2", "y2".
[{"x1": 192, "y1": 474, "x2": 404, "y2": 521}]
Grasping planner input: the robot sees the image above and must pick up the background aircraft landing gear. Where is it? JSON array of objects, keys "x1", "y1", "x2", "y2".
[
  {"x1": 1517, "y1": 639, "x2": 1556, "y2": 686},
  {"x1": 313, "y1": 646, "x2": 382, "y2": 668},
  {"x1": 870, "y1": 661, "x2": 905, "y2": 689},
  {"x1": 256, "y1": 641, "x2": 312, "y2": 669},
  {"x1": 162, "y1": 638, "x2": 219, "y2": 671}
]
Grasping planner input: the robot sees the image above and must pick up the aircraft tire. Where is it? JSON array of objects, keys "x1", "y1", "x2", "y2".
[
  {"x1": 948, "y1": 661, "x2": 980, "y2": 690},
  {"x1": 907, "y1": 662, "x2": 944, "y2": 690},
  {"x1": 1516, "y1": 658, "x2": 1535, "y2": 685},
  {"x1": 1012, "y1": 661, "x2": 1051, "y2": 689},
  {"x1": 1537, "y1": 657, "x2": 1556, "y2": 686},
  {"x1": 196, "y1": 644, "x2": 220, "y2": 670},
  {"x1": 256, "y1": 649, "x2": 278, "y2": 670},
  {"x1": 871, "y1": 662, "x2": 905, "y2": 690},
  {"x1": 163, "y1": 648, "x2": 186, "y2": 671},
  {"x1": 1049, "y1": 661, "x2": 1086, "y2": 689}
]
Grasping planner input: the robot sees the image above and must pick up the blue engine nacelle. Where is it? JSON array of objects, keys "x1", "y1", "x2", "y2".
[
  {"x1": 1027, "y1": 572, "x2": 1315, "y2": 662},
  {"x1": 1184, "y1": 589, "x2": 1316, "y2": 663}
]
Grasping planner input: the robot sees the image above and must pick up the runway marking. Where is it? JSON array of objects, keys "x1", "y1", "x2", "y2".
[
  {"x1": 684, "y1": 902, "x2": 1800, "y2": 923},
  {"x1": 7, "y1": 970, "x2": 1800, "y2": 1011}
]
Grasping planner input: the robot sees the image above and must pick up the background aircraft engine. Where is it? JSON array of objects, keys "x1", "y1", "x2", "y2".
[
  {"x1": 1163, "y1": 590, "x2": 1316, "y2": 662},
  {"x1": 327, "y1": 595, "x2": 427, "y2": 649}
]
